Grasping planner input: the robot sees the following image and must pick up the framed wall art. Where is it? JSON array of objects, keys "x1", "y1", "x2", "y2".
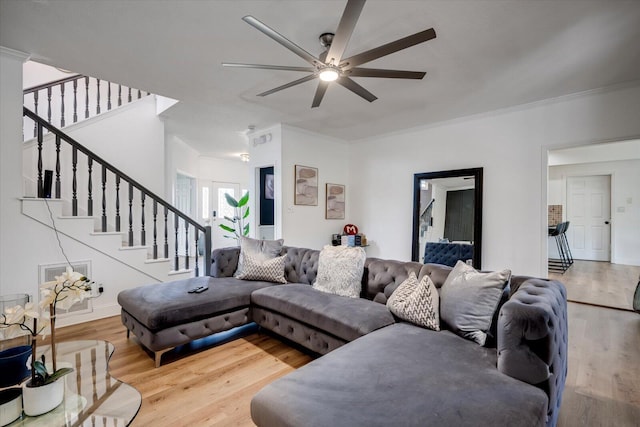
[
  {"x1": 326, "y1": 183, "x2": 345, "y2": 219},
  {"x1": 294, "y1": 165, "x2": 318, "y2": 206}
]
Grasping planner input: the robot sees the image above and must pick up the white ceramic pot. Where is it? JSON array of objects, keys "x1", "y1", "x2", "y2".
[
  {"x1": 21, "y1": 379, "x2": 64, "y2": 417},
  {"x1": 0, "y1": 388, "x2": 23, "y2": 426}
]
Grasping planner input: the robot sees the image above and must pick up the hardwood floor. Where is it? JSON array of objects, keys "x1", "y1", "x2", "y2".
[
  {"x1": 55, "y1": 318, "x2": 313, "y2": 426},
  {"x1": 549, "y1": 260, "x2": 640, "y2": 311},
  {"x1": 55, "y1": 305, "x2": 640, "y2": 427}
]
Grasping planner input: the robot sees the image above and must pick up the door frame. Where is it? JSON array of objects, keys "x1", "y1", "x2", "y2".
[
  {"x1": 253, "y1": 163, "x2": 280, "y2": 240},
  {"x1": 562, "y1": 173, "x2": 614, "y2": 261},
  {"x1": 541, "y1": 137, "x2": 635, "y2": 275}
]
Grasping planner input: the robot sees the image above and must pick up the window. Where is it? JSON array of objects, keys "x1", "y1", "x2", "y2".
[{"x1": 218, "y1": 188, "x2": 235, "y2": 219}]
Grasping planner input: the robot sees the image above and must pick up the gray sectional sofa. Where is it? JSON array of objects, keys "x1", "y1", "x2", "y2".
[{"x1": 118, "y1": 245, "x2": 568, "y2": 427}]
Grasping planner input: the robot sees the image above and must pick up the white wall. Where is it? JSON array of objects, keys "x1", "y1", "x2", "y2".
[
  {"x1": 280, "y1": 125, "x2": 350, "y2": 250},
  {"x1": 0, "y1": 47, "x2": 29, "y2": 297},
  {"x1": 23, "y1": 96, "x2": 166, "y2": 197},
  {"x1": 165, "y1": 134, "x2": 200, "y2": 203},
  {"x1": 549, "y1": 160, "x2": 640, "y2": 266},
  {"x1": 349, "y1": 83, "x2": 640, "y2": 276}
]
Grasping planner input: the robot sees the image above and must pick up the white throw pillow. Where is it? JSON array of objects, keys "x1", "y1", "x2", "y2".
[
  {"x1": 235, "y1": 236, "x2": 284, "y2": 277},
  {"x1": 439, "y1": 261, "x2": 511, "y2": 345},
  {"x1": 236, "y1": 253, "x2": 287, "y2": 284},
  {"x1": 387, "y1": 272, "x2": 440, "y2": 331},
  {"x1": 312, "y1": 245, "x2": 366, "y2": 298}
]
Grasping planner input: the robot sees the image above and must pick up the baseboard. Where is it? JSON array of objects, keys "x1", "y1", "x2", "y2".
[{"x1": 55, "y1": 303, "x2": 121, "y2": 328}]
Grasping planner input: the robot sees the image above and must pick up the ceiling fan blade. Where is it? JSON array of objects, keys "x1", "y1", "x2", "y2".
[
  {"x1": 348, "y1": 68, "x2": 426, "y2": 79},
  {"x1": 336, "y1": 77, "x2": 377, "y2": 102},
  {"x1": 257, "y1": 74, "x2": 318, "y2": 97},
  {"x1": 242, "y1": 16, "x2": 323, "y2": 67},
  {"x1": 325, "y1": 0, "x2": 366, "y2": 66},
  {"x1": 341, "y1": 28, "x2": 436, "y2": 69},
  {"x1": 311, "y1": 81, "x2": 329, "y2": 108},
  {"x1": 222, "y1": 63, "x2": 315, "y2": 72}
]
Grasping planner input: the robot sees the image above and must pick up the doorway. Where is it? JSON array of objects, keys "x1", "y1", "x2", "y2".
[
  {"x1": 204, "y1": 181, "x2": 241, "y2": 250},
  {"x1": 257, "y1": 166, "x2": 275, "y2": 240},
  {"x1": 547, "y1": 139, "x2": 640, "y2": 311}
]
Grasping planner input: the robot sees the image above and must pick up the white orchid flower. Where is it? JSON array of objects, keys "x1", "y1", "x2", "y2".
[
  {"x1": 0, "y1": 302, "x2": 49, "y2": 339},
  {"x1": 40, "y1": 267, "x2": 92, "y2": 312},
  {"x1": 55, "y1": 266, "x2": 85, "y2": 285}
]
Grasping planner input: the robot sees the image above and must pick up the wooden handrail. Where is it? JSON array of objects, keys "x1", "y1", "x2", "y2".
[
  {"x1": 23, "y1": 74, "x2": 83, "y2": 94},
  {"x1": 23, "y1": 107, "x2": 212, "y2": 276}
]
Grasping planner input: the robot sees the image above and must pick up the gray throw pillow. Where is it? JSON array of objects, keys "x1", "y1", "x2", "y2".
[
  {"x1": 439, "y1": 261, "x2": 511, "y2": 345},
  {"x1": 236, "y1": 253, "x2": 287, "y2": 284},
  {"x1": 235, "y1": 236, "x2": 284, "y2": 277},
  {"x1": 387, "y1": 272, "x2": 440, "y2": 331},
  {"x1": 312, "y1": 245, "x2": 366, "y2": 298}
]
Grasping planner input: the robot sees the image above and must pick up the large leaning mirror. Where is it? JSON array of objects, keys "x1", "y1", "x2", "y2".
[{"x1": 412, "y1": 168, "x2": 483, "y2": 269}]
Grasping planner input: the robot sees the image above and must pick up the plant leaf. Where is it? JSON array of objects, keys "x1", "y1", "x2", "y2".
[
  {"x1": 44, "y1": 367, "x2": 74, "y2": 384},
  {"x1": 243, "y1": 224, "x2": 250, "y2": 236},
  {"x1": 237, "y1": 192, "x2": 250, "y2": 207},
  {"x1": 219, "y1": 224, "x2": 236, "y2": 233},
  {"x1": 223, "y1": 216, "x2": 237, "y2": 223},
  {"x1": 33, "y1": 360, "x2": 48, "y2": 379},
  {"x1": 224, "y1": 193, "x2": 239, "y2": 207},
  {"x1": 243, "y1": 206, "x2": 250, "y2": 219}
]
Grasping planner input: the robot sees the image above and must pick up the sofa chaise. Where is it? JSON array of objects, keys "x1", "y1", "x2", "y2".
[{"x1": 117, "y1": 245, "x2": 567, "y2": 426}]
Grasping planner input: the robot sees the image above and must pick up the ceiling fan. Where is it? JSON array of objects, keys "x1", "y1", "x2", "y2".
[{"x1": 222, "y1": 0, "x2": 436, "y2": 108}]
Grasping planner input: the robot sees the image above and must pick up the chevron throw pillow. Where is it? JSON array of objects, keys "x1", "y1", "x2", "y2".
[
  {"x1": 236, "y1": 253, "x2": 287, "y2": 284},
  {"x1": 387, "y1": 271, "x2": 440, "y2": 331}
]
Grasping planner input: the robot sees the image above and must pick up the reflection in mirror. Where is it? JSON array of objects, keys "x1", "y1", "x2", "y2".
[{"x1": 412, "y1": 168, "x2": 483, "y2": 268}]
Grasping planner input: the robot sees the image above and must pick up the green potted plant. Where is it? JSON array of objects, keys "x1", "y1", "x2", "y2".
[{"x1": 219, "y1": 192, "x2": 250, "y2": 240}]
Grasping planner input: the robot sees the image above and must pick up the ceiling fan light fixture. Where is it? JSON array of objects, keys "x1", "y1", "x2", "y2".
[{"x1": 319, "y1": 67, "x2": 340, "y2": 82}]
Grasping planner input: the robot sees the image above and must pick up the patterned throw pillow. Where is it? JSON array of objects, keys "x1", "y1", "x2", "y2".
[
  {"x1": 439, "y1": 261, "x2": 511, "y2": 345},
  {"x1": 235, "y1": 236, "x2": 284, "y2": 277},
  {"x1": 312, "y1": 245, "x2": 366, "y2": 298},
  {"x1": 387, "y1": 272, "x2": 440, "y2": 331},
  {"x1": 236, "y1": 253, "x2": 287, "y2": 284}
]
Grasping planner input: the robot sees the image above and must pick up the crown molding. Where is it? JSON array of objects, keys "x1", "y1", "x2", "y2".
[{"x1": 0, "y1": 46, "x2": 31, "y2": 62}]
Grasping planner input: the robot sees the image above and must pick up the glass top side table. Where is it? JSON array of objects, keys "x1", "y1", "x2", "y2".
[{"x1": 9, "y1": 340, "x2": 141, "y2": 427}]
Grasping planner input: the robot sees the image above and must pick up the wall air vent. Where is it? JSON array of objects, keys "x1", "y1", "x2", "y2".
[
  {"x1": 252, "y1": 133, "x2": 272, "y2": 146},
  {"x1": 38, "y1": 260, "x2": 92, "y2": 317}
]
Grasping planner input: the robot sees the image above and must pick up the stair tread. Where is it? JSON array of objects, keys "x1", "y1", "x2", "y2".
[
  {"x1": 144, "y1": 258, "x2": 171, "y2": 264},
  {"x1": 58, "y1": 215, "x2": 97, "y2": 220},
  {"x1": 119, "y1": 245, "x2": 150, "y2": 251},
  {"x1": 90, "y1": 231, "x2": 125, "y2": 236}
]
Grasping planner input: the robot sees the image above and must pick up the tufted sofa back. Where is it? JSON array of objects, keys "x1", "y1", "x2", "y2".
[
  {"x1": 423, "y1": 242, "x2": 474, "y2": 267},
  {"x1": 365, "y1": 258, "x2": 424, "y2": 303},
  {"x1": 280, "y1": 247, "x2": 320, "y2": 285},
  {"x1": 211, "y1": 246, "x2": 425, "y2": 302},
  {"x1": 498, "y1": 278, "x2": 568, "y2": 427}
]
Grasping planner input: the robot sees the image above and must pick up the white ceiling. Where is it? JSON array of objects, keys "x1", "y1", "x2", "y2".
[{"x1": 2, "y1": 0, "x2": 640, "y2": 159}]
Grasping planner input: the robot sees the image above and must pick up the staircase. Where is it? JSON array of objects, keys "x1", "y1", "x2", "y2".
[{"x1": 21, "y1": 76, "x2": 211, "y2": 282}]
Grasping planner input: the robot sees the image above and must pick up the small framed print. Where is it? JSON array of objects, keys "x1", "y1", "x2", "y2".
[
  {"x1": 295, "y1": 165, "x2": 318, "y2": 206},
  {"x1": 326, "y1": 183, "x2": 345, "y2": 219}
]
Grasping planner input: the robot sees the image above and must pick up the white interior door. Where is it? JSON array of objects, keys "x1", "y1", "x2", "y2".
[
  {"x1": 209, "y1": 181, "x2": 241, "y2": 250},
  {"x1": 567, "y1": 175, "x2": 611, "y2": 261}
]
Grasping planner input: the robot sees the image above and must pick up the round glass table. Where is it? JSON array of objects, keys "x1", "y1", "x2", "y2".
[{"x1": 8, "y1": 340, "x2": 141, "y2": 426}]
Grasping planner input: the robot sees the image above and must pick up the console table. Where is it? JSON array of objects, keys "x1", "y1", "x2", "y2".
[{"x1": 9, "y1": 340, "x2": 140, "y2": 426}]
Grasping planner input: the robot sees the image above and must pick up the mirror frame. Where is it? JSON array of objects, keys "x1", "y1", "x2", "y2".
[{"x1": 411, "y1": 167, "x2": 483, "y2": 268}]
